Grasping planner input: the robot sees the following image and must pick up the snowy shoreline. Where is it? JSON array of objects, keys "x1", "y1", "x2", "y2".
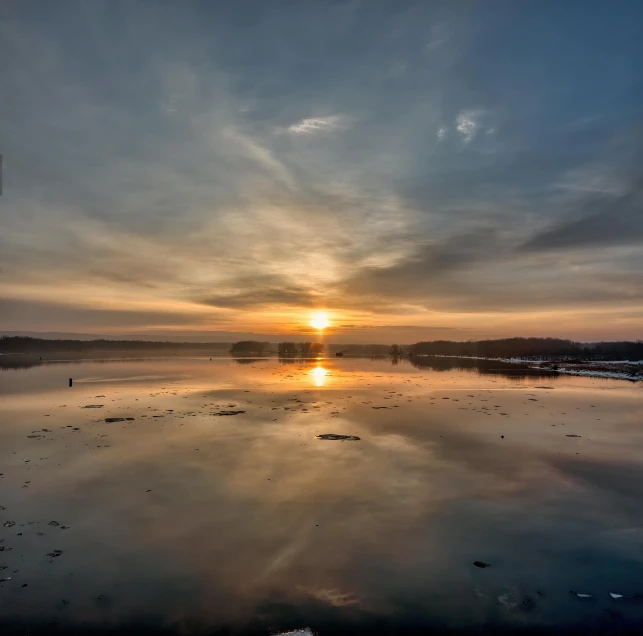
[{"x1": 415, "y1": 355, "x2": 643, "y2": 382}]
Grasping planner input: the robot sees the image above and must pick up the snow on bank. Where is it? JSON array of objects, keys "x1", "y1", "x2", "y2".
[
  {"x1": 416, "y1": 355, "x2": 642, "y2": 382},
  {"x1": 548, "y1": 367, "x2": 641, "y2": 381}
]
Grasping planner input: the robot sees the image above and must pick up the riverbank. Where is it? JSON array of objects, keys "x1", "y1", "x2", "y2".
[{"x1": 415, "y1": 355, "x2": 643, "y2": 382}]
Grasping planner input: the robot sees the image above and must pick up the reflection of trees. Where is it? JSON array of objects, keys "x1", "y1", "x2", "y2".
[
  {"x1": 277, "y1": 357, "x2": 298, "y2": 365},
  {"x1": 0, "y1": 357, "x2": 152, "y2": 371},
  {"x1": 232, "y1": 357, "x2": 260, "y2": 365},
  {"x1": 406, "y1": 355, "x2": 558, "y2": 380},
  {"x1": 0, "y1": 357, "x2": 44, "y2": 370}
]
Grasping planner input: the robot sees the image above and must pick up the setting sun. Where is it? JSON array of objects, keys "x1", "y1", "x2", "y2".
[{"x1": 310, "y1": 312, "x2": 331, "y2": 331}]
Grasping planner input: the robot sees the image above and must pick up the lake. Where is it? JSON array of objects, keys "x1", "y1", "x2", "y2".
[{"x1": 1, "y1": 356, "x2": 643, "y2": 635}]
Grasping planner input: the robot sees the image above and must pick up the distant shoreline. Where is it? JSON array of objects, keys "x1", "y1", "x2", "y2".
[{"x1": 414, "y1": 354, "x2": 643, "y2": 382}]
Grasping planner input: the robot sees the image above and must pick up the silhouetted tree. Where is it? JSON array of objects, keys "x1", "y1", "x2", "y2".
[
  {"x1": 298, "y1": 342, "x2": 324, "y2": 357},
  {"x1": 277, "y1": 342, "x2": 299, "y2": 356},
  {"x1": 230, "y1": 340, "x2": 269, "y2": 355},
  {"x1": 0, "y1": 336, "x2": 230, "y2": 354},
  {"x1": 407, "y1": 337, "x2": 643, "y2": 360}
]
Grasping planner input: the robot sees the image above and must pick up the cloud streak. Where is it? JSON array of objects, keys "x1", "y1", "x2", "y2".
[{"x1": 287, "y1": 116, "x2": 349, "y2": 135}]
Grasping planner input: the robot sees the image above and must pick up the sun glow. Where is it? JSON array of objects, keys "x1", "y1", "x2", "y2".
[{"x1": 310, "y1": 312, "x2": 331, "y2": 331}]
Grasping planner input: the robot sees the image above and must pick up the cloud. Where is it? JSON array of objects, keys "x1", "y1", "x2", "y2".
[
  {"x1": 287, "y1": 115, "x2": 348, "y2": 135},
  {"x1": 0, "y1": 298, "x2": 207, "y2": 332},
  {"x1": 523, "y1": 177, "x2": 643, "y2": 251},
  {"x1": 199, "y1": 284, "x2": 319, "y2": 310},
  {"x1": 455, "y1": 110, "x2": 481, "y2": 143}
]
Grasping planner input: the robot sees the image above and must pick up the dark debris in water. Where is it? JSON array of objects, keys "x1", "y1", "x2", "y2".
[
  {"x1": 104, "y1": 417, "x2": 135, "y2": 423},
  {"x1": 473, "y1": 561, "x2": 491, "y2": 568},
  {"x1": 211, "y1": 410, "x2": 246, "y2": 416},
  {"x1": 315, "y1": 434, "x2": 361, "y2": 441}
]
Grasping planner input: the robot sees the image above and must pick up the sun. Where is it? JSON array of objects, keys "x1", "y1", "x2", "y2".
[{"x1": 310, "y1": 312, "x2": 331, "y2": 331}]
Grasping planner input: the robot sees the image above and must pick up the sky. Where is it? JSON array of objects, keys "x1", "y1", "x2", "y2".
[{"x1": 1, "y1": 0, "x2": 642, "y2": 343}]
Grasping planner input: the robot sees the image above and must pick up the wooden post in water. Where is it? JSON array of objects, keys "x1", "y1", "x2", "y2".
[{"x1": 69, "y1": 378, "x2": 73, "y2": 387}]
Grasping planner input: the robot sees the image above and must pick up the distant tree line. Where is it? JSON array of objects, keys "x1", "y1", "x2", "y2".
[
  {"x1": 277, "y1": 342, "x2": 324, "y2": 357},
  {"x1": 408, "y1": 338, "x2": 643, "y2": 361},
  {"x1": 229, "y1": 341, "x2": 271, "y2": 355},
  {"x1": 0, "y1": 336, "x2": 230, "y2": 353},
  {"x1": 5, "y1": 336, "x2": 641, "y2": 362}
]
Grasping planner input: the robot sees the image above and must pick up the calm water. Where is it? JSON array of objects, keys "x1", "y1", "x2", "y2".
[{"x1": 1, "y1": 356, "x2": 643, "y2": 635}]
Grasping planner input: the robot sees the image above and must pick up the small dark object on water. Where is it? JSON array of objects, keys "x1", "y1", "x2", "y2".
[
  {"x1": 104, "y1": 417, "x2": 135, "y2": 423},
  {"x1": 47, "y1": 549, "x2": 63, "y2": 558},
  {"x1": 212, "y1": 410, "x2": 246, "y2": 416},
  {"x1": 21, "y1": 583, "x2": 27, "y2": 588},
  {"x1": 315, "y1": 434, "x2": 360, "y2": 441},
  {"x1": 69, "y1": 378, "x2": 72, "y2": 387},
  {"x1": 473, "y1": 561, "x2": 491, "y2": 568},
  {"x1": 48, "y1": 521, "x2": 59, "y2": 527},
  {"x1": 566, "y1": 434, "x2": 581, "y2": 438},
  {"x1": 501, "y1": 435, "x2": 504, "y2": 439}
]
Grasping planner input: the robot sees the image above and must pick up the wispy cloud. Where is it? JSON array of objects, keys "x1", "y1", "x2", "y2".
[
  {"x1": 455, "y1": 110, "x2": 481, "y2": 143},
  {"x1": 287, "y1": 115, "x2": 349, "y2": 135}
]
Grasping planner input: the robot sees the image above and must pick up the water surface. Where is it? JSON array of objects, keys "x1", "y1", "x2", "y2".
[{"x1": 1, "y1": 356, "x2": 643, "y2": 635}]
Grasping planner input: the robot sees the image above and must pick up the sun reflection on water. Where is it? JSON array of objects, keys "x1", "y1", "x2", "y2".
[{"x1": 310, "y1": 365, "x2": 328, "y2": 386}]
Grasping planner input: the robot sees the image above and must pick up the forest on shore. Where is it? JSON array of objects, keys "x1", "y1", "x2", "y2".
[{"x1": 2, "y1": 336, "x2": 642, "y2": 361}]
